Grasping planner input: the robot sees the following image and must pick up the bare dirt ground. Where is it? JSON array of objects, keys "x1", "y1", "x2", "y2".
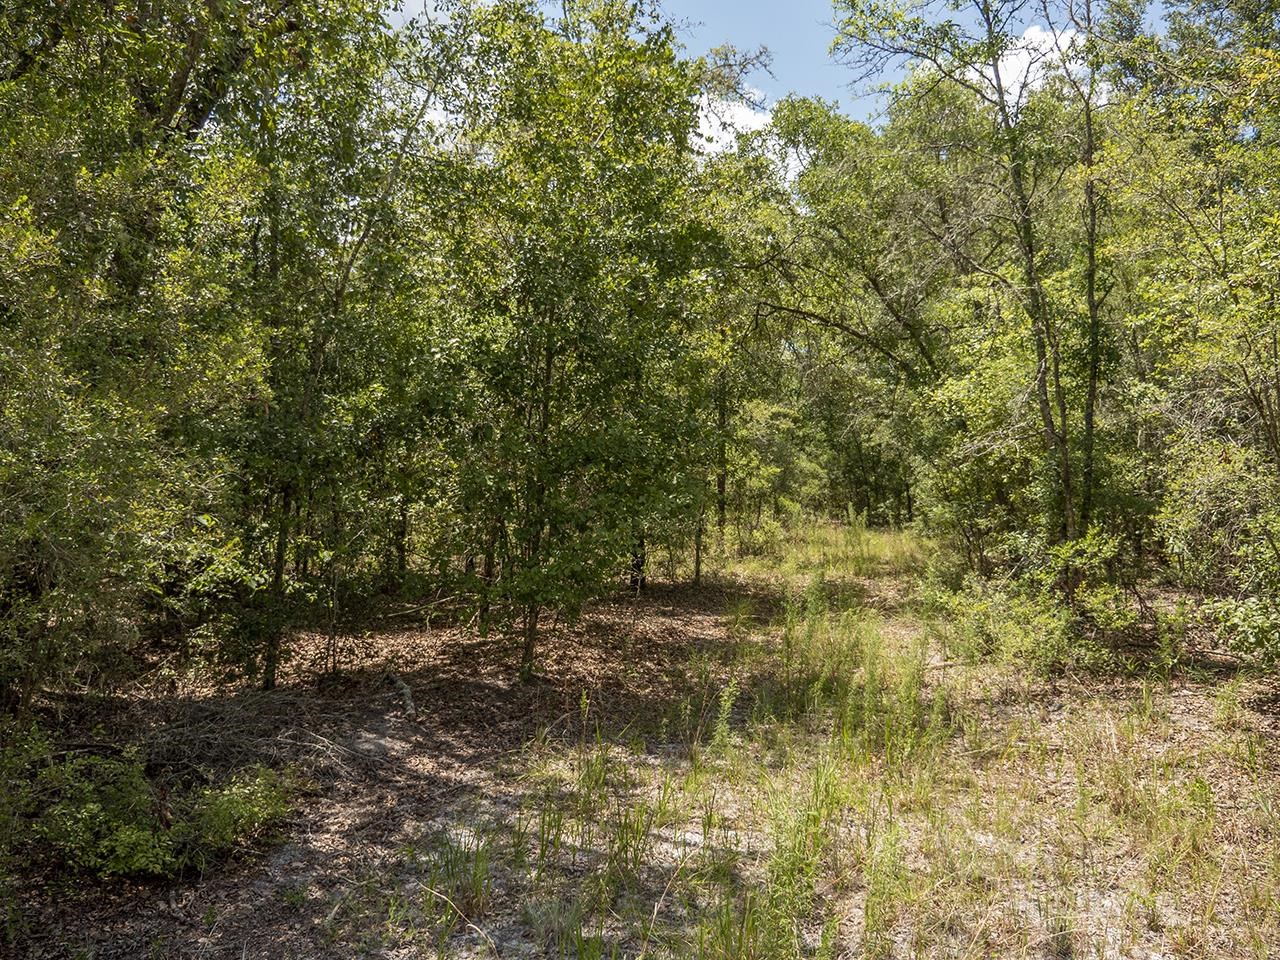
[
  {"x1": 10, "y1": 581, "x2": 754, "y2": 959},
  {"x1": 10, "y1": 547, "x2": 1280, "y2": 960}
]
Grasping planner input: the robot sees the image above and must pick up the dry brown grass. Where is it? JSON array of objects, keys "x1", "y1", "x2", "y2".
[{"x1": 13, "y1": 525, "x2": 1280, "y2": 959}]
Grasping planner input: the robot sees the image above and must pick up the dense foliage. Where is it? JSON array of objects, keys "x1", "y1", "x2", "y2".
[
  {"x1": 1, "y1": 0, "x2": 747, "y2": 704},
  {"x1": 761, "y1": 0, "x2": 1280, "y2": 662},
  {"x1": 3, "y1": 0, "x2": 1280, "y2": 869}
]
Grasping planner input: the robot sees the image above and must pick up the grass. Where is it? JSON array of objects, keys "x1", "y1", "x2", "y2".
[{"x1": 302, "y1": 521, "x2": 1279, "y2": 958}]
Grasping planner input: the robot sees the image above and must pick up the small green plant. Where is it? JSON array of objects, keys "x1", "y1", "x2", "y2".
[
  {"x1": 1154, "y1": 602, "x2": 1189, "y2": 679},
  {"x1": 725, "y1": 598, "x2": 756, "y2": 641},
  {"x1": 510, "y1": 809, "x2": 531, "y2": 867},
  {"x1": 535, "y1": 798, "x2": 565, "y2": 881},
  {"x1": 522, "y1": 898, "x2": 566, "y2": 954},
  {"x1": 424, "y1": 830, "x2": 492, "y2": 919},
  {"x1": 693, "y1": 892, "x2": 763, "y2": 960},
  {"x1": 711, "y1": 678, "x2": 739, "y2": 753},
  {"x1": 280, "y1": 884, "x2": 307, "y2": 909},
  {"x1": 568, "y1": 923, "x2": 618, "y2": 960},
  {"x1": 843, "y1": 505, "x2": 873, "y2": 575},
  {"x1": 574, "y1": 740, "x2": 611, "y2": 819},
  {"x1": 29, "y1": 752, "x2": 290, "y2": 878},
  {"x1": 606, "y1": 799, "x2": 656, "y2": 886},
  {"x1": 1045, "y1": 911, "x2": 1076, "y2": 959}
]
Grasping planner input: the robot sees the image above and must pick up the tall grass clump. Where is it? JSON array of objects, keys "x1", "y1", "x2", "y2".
[
  {"x1": 779, "y1": 515, "x2": 926, "y2": 580},
  {"x1": 689, "y1": 760, "x2": 846, "y2": 960},
  {"x1": 765, "y1": 585, "x2": 868, "y2": 722},
  {"x1": 862, "y1": 823, "x2": 908, "y2": 958},
  {"x1": 421, "y1": 829, "x2": 493, "y2": 922},
  {"x1": 834, "y1": 631, "x2": 948, "y2": 766}
]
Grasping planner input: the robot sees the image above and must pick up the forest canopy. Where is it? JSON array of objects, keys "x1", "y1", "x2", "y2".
[
  {"x1": 6, "y1": 0, "x2": 1280, "y2": 951},
  {"x1": 3, "y1": 0, "x2": 1279, "y2": 703}
]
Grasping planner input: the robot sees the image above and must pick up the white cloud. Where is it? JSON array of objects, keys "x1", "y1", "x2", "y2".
[
  {"x1": 698, "y1": 88, "x2": 772, "y2": 154},
  {"x1": 974, "y1": 25, "x2": 1081, "y2": 106},
  {"x1": 1010, "y1": 25, "x2": 1078, "y2": 89}
]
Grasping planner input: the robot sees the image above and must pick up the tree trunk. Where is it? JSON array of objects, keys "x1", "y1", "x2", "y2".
[
  {"x1": 988, "y1": 45, "x2": 1076, "y2": 544},
  {"x1": 716, "y1": 379, "x2": 727, "y2": 549},
  {"x1": 520, "y1": 603, "x2": 540, "y2": 681},
  {"x1": 629, "y1": 536, "x2": 646, "y2": 591},
  {"x1": 1079, "y1": 114, "x2": 1102, "y2": 532},
  {"x1": 395, "y1": 500, "x2": 409, "y2": 578},
  {"x1": 693, "y1": 506, "x2": 704, "y2": 587},
  {"x1": 518, "y1": 338, "x2": 554, "y2": 677},
  {"x1": 479, "y1": 525, "x2": 496, "y2": 637},
  {"x1": 262, "y1": 486, "x2": 292, "y2": 691}
]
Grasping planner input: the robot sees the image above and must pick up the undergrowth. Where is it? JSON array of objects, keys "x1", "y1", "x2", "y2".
[
  {"x1": 1, "y1": 730, "x2": 292, "y2": 891},
  {"x1": 13, "y1": 522, "x2": 1280, "y2": 957}
]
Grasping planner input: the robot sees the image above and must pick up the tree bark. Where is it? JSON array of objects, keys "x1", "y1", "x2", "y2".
[
  {"x1": 716, "y1": 374, "x2": 727, "y2": 549},
  {"x1": 693, "y1": 506, "x2": 704, "y2": 587},
  {"x1": 520, "y1": 603, "x2": 540, "y2": 681},
  {"x1": 629, "y1": 536, "x2": 646, "y2": 591},
  {"x1": 262, "y1": 486, "x2": 292, "y2": 691}
]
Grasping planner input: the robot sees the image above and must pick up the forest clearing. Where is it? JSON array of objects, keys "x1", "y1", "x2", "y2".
[
  {"x1": 8, "y1": 525, "x2": 1280, "y2": 957},
  {"x1": 5, "y1": 0, "x2": 1280, "y2": 956}
]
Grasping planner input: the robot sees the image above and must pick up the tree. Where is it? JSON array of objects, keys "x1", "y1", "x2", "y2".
[
  {"x1": 834, "y1": 0, "x2": 1091, "y2": 547},
  {"x1": 438, "y1": 0, "x2": 715, "y2": 676}
]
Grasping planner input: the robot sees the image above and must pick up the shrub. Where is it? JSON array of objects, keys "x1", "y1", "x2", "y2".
[
  {"x1": 932, "y1": 579, "x2": 1104, "y2": 673},
  {"x1": 6, "y1": 740, "x2": 291, "y2": 880},
  {"x1": 35, "y1": 750, "x2": 176, "y2": 876},
  {"x1": 1201, "y1": 596, "x2": 1280, "y2": 666},
  {"x1": 1157, "y1": 441, "x2": 1277, "y2": 593},
  {"x1": 1, "y1": 723, "x2": 47, "y2": 934},
  {"x1": 736, "y1": 516, "x2": 785, "y2": 558},
  {"x1": 175, "y1": 767, "x2": 293, "y2": 870}
]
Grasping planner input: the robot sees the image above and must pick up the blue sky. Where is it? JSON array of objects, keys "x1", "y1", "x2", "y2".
[
  {"x1": 395, "y1": 1, "x2": 884, "y2": 124},
  {"x1": 661, "y1": 0, "x2": 873, "y2": 114},
  {"x1": 663, "y1": 1, "x2": 1170, "y2": 123},
  {"x1": 397, "y1": 1, "x2": 1173, "y2": 128}
]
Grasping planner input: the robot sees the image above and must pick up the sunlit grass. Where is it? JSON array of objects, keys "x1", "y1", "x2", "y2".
[
  {"x1": 319, "y1": 523, "x2": 1280, "y2": 959},
  {"x1": 728, "y1": 516, "x2": 929, "y2": 583}
]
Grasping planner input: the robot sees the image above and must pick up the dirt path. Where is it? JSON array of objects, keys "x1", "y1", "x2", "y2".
[
  {"x1": 13, "y1": 583, "x2": 746, "y2": 959},
  {"x1": 12, "y1": 534, "x2": 1280, "y2": 959}
]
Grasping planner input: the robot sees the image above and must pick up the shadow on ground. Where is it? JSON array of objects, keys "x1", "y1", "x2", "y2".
[{"x1": 10, "y1": 577, "x2": 780, "y2": 959}]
